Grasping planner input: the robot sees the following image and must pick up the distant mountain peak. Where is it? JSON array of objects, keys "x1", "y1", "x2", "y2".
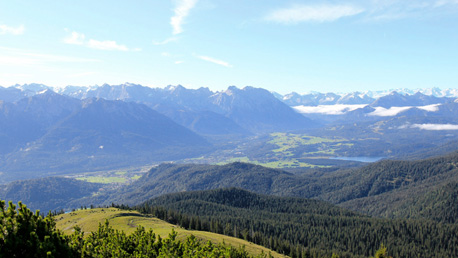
[
  {"x1": 226, "y1": 85, "x2": 239, "y2": 91},
  {"x1": 241, "y1": 86, "x2": 257, "y2": 91},
  {"x1": 36, "y1": 88, "x2": 55, "y2": 95},
  {"x1": 123, "y1": 82, "x2": 141, "y2": 87},
  {"x1": 165, "y1": 84, "x2": 186, "y2": 92},
  {"x1": 13, "y1": 83, "x2": 51, "y2": 93}
]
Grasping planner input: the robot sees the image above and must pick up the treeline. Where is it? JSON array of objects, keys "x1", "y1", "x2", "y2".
[
  {"x1": 135, "y1": 188, "x2": 458, "y2": 258},
  {"x1": 0, "y1": 200, "x2": 267, "y2": 258}
]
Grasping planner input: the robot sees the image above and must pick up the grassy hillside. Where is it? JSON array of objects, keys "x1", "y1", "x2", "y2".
[{"x1": 55, "y1": 208, "x2": 286, "y2": 258}]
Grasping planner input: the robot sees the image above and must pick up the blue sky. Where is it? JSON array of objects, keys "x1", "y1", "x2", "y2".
[{"x1": 1, "y1": 0, "x2": 458, "y2": 94}]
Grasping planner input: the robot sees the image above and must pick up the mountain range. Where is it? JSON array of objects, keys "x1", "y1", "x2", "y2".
[
  {"x1": 3, "y1": 83, "x2": 458, "y2": 117},
  {"x1": 3, "y1": 82, "x2": 458, "y2": 102},
  {"x1": 4, "y1": 83, "x2": 458, "y2": 126},
  {"x1": 0, "y1": 90, "x2": 210, "y2": 182},
  {"x1": 57, "y1": 83, "x2": 314, "y2": 133},
  {"x1": 2, "y1": 83, "x2": 458, "y2": 182},
  {"x1": 2, "y1": 82, "x2": 458, "y2": 258},
  {"x1": 280, "y1": 87, "x2": 458, "y2": 106}
]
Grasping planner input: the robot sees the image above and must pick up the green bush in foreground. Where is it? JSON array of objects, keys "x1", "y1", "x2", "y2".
[
  {"x1": 0, "y1": 200, "x2": 267, "y2": 258},
  {"x1": 0, "y1": 200, "x2": 73, "y2": 258}
]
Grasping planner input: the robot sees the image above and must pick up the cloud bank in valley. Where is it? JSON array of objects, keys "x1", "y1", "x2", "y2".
[
  {"x1": 399, "y1": 123, "x2": 458, "y2": 130},
  {"x1": 293, "y1": 104, "x2": 367, "y2": 115}
]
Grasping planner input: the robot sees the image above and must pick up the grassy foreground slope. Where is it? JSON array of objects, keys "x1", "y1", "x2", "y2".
[{"x1": 55, "y1": 208, "x2": 286, "y2": 258}]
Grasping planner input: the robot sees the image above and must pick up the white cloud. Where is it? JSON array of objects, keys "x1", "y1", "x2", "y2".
[
  {"x1": 196, "y1": 55, "x2": 232, "y2": 68},
  {"x1": 171, "y1": 0, "x2": 198, "y2": 34},
  {"x1": 265, "y1": 2, "x2": 458, "y2": 24},
  {"x1": 265, "y1": 4, "x2": 364, "y2": 24},
  {"x1": 175, "y1": 60, "x2": 184, "y2": 64},
  {"x1": 0, "y1": 55, "x2": 38, "y2": 66},
  {"x1": 0, "y1": 24, "x2": 24, "y2": 35},
  {"x1": 368, "y1": 106, "x2": 411, "y2": 116},
  {"x1": 368, "y1": 12, "x2": 408, "y2": 21},
  {"x1": 402, "y1": 124, "x2": 458, "y2": 130},
  {"x1": 87, "y1": 39, "x2": 129, "y2": 51},
  {"x1": 362, "y1": 1, "x2": 458, "y2": 21},
  {"x1": 153, "y1": 37, "x2": 178, "y2": 45},
  {"x1": 22, "y1": 50, "x2": 99, "y2": 63},
  {"x1": 63, "y1": 30, "x2": 139, "y2": 51},
  {"x1": 417, "y1": 104, "x2": 441, "y2": 112},
  {"x1": 293, "y1": 104, "x2": 367, "y2": 115},
  {"x1": 63, "y1": 31, "x2": 85, "y2": 45},
  {"x1": 435, "y1": 0, "x2": 458, "y2": 7},
  {"x1": 0, "y1": 46, "x2": 100, "y2": 66},
  {"x1": 368, "y1": 104, "x2": 442, "y2": 116},
  {"x1": 292, "y1": 103, "x2": 443, "y2": 116}
]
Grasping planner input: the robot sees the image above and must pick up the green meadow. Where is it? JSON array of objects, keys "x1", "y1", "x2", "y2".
[{"x1": 56, "y1": 208, "x2": 287, "y2": 258}]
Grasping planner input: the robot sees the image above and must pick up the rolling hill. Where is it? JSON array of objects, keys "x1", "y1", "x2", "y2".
[
  {"x1": 73, "y1": 162, "x2": 303, "y2": 207},
  {"x1": 55, "y1": 207, "x2": 286, "y2": 258}
]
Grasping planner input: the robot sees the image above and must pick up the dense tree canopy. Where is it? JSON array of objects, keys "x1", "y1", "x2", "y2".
[{"x1": 138, "y1": 188, "x2": 458, "y2": 258}]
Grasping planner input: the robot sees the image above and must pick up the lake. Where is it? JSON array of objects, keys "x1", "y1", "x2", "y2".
[{"x1": 330, "y1": 157, "x2": 384, "y2": 163}]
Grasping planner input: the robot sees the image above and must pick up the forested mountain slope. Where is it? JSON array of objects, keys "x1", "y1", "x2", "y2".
[
  {"x1": 317, "y1": 152, "x2": 458, "y2": 203},
  {"x1": 5, "y1": 152, "x2": 458, "y2": 224},
  {"x1": 0, "y1": 177, "x2": 101, "y2": 213},
  {"x1": 72, "y1": 152, "x2": 458, "y2": 224},
  {"x1": 138, "y1": 188, "x2": 458, "y2": 258},
  {"x1": 77, "y1": 162, "x2": 303, "y2": 207},
  {"x1": 340, "y1": 180, "x2": 458, "y2": 223}
]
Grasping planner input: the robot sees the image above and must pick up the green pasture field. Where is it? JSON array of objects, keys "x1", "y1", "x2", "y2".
[
  {"x1": 56, "y1": 208, "x2": 287, "y2": 258},
  {"x1": 72, "y1": 166, "x2": 150, "y2": 185},
  {"x1": 75, "y1": 176, "x2": 126, "y2": 184}
]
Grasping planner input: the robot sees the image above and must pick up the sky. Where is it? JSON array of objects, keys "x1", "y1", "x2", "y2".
[{"x1": 1, "y1": 0, "x2": 458, "y2": 94}]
